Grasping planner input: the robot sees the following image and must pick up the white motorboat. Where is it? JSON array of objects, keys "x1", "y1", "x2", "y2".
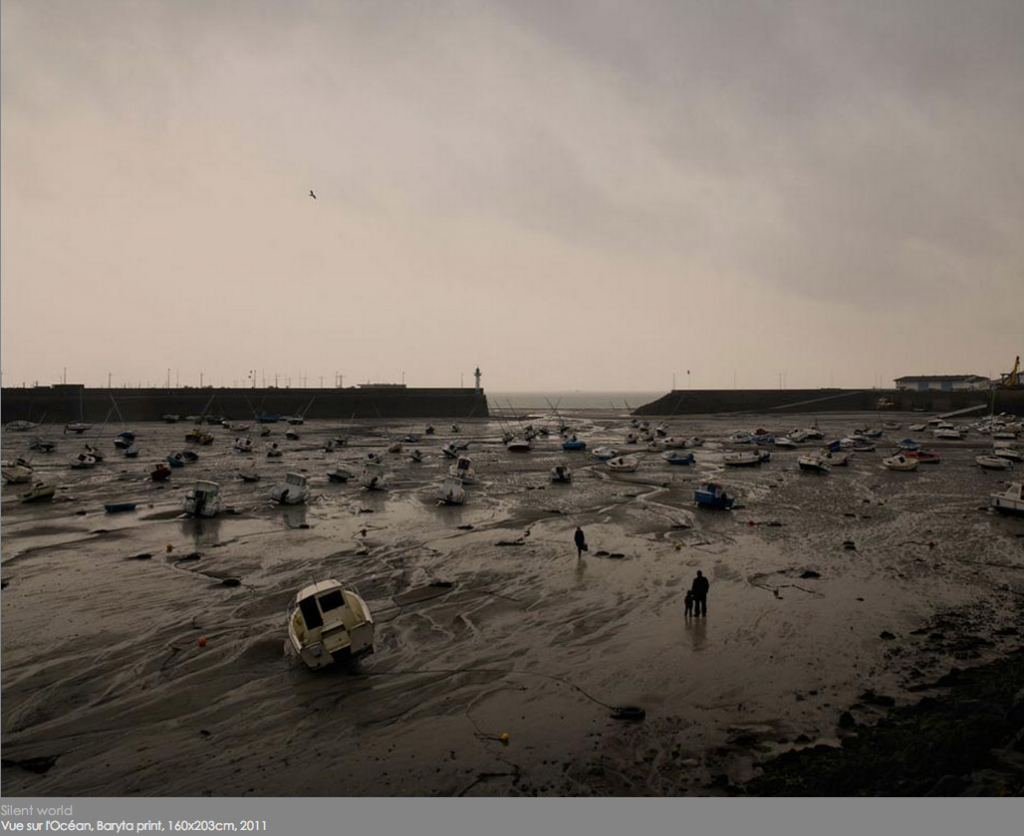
[
  {"x1": 797, "y1": 454, "x2": 831, "y2": 473},
  {"x1": 439, "y1": 476, "x2": 466, "y2": 505},
  {"x1": 327, "y1": 467, "x2": 355, "y2": 483},
  {"x1": 992, "y1": 445, "x2": 1024, "y2": 463},
  {"x1": 69, "y1": 453, "x2": 97, "y2": 469},
  {"x1": 933, "y1": 428, "x2": 962, "y2": 440},
  {"x1": 977, "y1": 455, "x2": 1011, "y2": 471},
  {"x1": 822, "y1": 450, "x2": 851, "y2": 466},
  {"x1": 183, "y1": 480, "x2": 222, "y2": 518},
  {"x1": 270, "y1": 472, "x2": 310, "y2": 504},
  {"x1": 233, "y1": 437, "x2": 254, "y2": 453},
  {"x1": 20, "y1": 481, "x2": 55, "y2": 502},
  {"x1": 449, "y1": 456, "x2": 476, "y2": 483},
  {"x1": 728, "y1": 431, "x2": 752, "y2": 444},
  {"x1": 288, "y1": 580, "x2": 375, "y2": 670},
  {"x1": 606, "y1": 455, "x2": 639, "y2": 472},
  {"x1": 724, "y1": 451, "x2": 770, "y2": 467},
  {"x1": 882, "y1": 454, "x2": 918, "y2": 472},
  {"x1": 990, "y1": 483, "x2": 1024, "y2": 517},
  {"x1": 550, "y1": 464, "x2": 572, "y2": 483},
  {"x1": 359, "y1": 464, "x2": 388, "y2": 490},
  {"x1": 2, "y1": 459, "x2": 33, "y2": 484}
]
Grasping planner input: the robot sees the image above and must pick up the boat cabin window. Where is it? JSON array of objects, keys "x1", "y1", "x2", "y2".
[
  {"x1": 299, "y1": 597, "x2": 323, "y2": 629},
  {"x1": 286, "y1": 474, "x2": 304, "y2": 486},
  {"x1": 318, "y1": 590, "x2": 345, "y2": 612}
]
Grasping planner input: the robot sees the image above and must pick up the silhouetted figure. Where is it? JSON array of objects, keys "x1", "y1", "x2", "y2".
[
  {"x1": 691, "y1": 570, "x2": 710, "y2": 617},
  {"x1": 684, "y1": 590, "x2": 694, "y2": 617},
  {"x1": 574, "y1": 526, "x2": 587, "y2": 559},
  {"x1": 309, "y1": 190, "x2": 317, "y2": 199}
]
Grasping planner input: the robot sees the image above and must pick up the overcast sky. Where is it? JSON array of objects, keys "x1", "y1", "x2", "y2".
[{"x1": 2, "y1": 0, "x2": 1022, "y2": 391}]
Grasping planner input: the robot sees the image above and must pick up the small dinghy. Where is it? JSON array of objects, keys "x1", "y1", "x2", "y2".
[
  {"x1": 592, "y1": 447, "x2": 619, "y2": 461},
  {"x1": 695, "y1": 482, "x2": 733, "y2": 510},
  {"x1": 178, "y1": 450, "x2": 199, "y2": 463},
  {"x1": 606, "y1": 455, "x2": 639, "y2": 472},
  {"x1": 896, "y1": 438, "x2": 921, "y2": 451},
  {"x1": 288, "y1": 580, "x2": 375, "y2": 670},
  {"x1": 425, "y1": 425, "x2": 436, "y2": 435},
  {"x1": 685, "y1": 436, "x2": 705, "y2": 448},
  {"x1": 65, "y1": 422, "x2": 91, "y2": 434},
  {"x1": 909, "y1": 423, "x2": 927, "y2": 432},
  {"x1": 20, "y1": 481, "x2": 56, "y2": 503},
  {"x1": 822, "y1": 450, "x2": 851, "y2": 466},
  {"x1": 977, "y1": 455, "x2": 1011, "y2": 471},
  {"x1": 990, "y1": 482, "x2": 1024, "y2": 517},
  {"x1": 364, "y1": 451, "x2": 384, "y2": 465},
  {"x1": 506, "y1": 438, "x2": 533, "y2": 453},
  {"x1": 387, "y1": 441, "x2": 403, "y2": 454},
  {"x1": 441, "y1": 442, "x2": 460, "y2": 459},
  {"x1": 123, "y1": 443, "x2": 139, "y2": 458},
  {"x1": 561, "y1": 435, "x2": 586, "y2": 451},
  {"x1": 285, "y1": 430, "x2": 300, "y2": 441},
  {"x1": 183, "y1": 480, "x2": 221, "y2": 517},
  {"x1": 882, "y1": 454, "x2": 919, "y2": 471},
  {"x1": 82, "y1": 444, "x2": 104, "y2": 462},
  {"x1": 903, "y1": 449, "x2": 941, "y2": 463},
  {"x1": 933, "y1": 428, "x2": 963, "y2": 440},
  {"x1": 270, "y1": 472, "x2": 310, "y2": 504},
  {"x1": 324, "y1": 438, "x2": 347, "y2": 452},
  {"x1": 724, "y1": 450, "x2": 770, "y2": 467},
  {"x1": 550, "y1": 464, "x2": 573, "y2": 483},
  {"x1": 327, "y1": 467, "x2": 355, "y2": 483},
  {"x1": 625, "y1": 431, "x2": 640, "y2": 444},
  {"x1": 104, "y1": 502, "x2": 137, "y2": 513},
  {"x1": 797, "y1": 454, "x2": 831, "y2": 473},
  {"x1": 238, "y1": 464, "x2": 261, "y2": 482},
  {"x1": 185, "y1": 429, "x2": 205, "y2": 443},
  {"x1": 233, "y1": 437, "x2": 254, "y2": 453},
  {"x1": 70, "y1": 452, "x2": 97, "y2": 469},
  {"x1": 151, "y1": 463, "x2": 172, "y2": 481},
  {"x1": 166, "y1": 453, "x2": 185, "y2": 468},
  {"x1": 438, "y1": 476, "x2": 466, "y2": 505},
  {"x1": 662, "y1": 450, "x2": 695, "y2": 465},
  {"x1": 359, "y1": 464, "x2": 388, "y2": 491}
]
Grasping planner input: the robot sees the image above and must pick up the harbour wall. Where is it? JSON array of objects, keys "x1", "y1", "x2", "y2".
[
  {"x1": 0, "y1": 385, "x2": 489, "y2": 423},
  {"x1": 633, "y1": 388, "x2": 1024, "y2": 416}
]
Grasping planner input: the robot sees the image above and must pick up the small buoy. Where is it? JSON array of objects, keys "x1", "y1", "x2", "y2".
[
  {"x1": 748, "y1": 520, "x2": 755, "y2": 527},
  {"x1": 928, "y1": 540, "x2": 936, "y2": 548},
  {"x1": 500, "y1": 732, "x2": 509, "y2": 745},
  {"x1": 197, "y1": 637, "x2": 208, "y2": 647},
  {"x1": 166, "y1": 543, "x2": 174, "y2": 553},
  {"x1": 674, "y1": 542, "x2": 681, "y2": 550}
]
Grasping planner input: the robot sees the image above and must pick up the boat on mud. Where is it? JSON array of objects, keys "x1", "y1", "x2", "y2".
[
  {"x1": 882, "y1": 454, "x2": 919, "y2": 472},
  {"x1": 695, "y1": 482, "x2": 734, "y2": 510},
  {"x1": 359, "y1": 464, "x2": 388, "y2": 491},
  {"x1": 449, "y1": 456, "x2": 476, "y2": 483},
  {"x1": 270, "y1": 472, "x2": 310, "y2": 504},
  {"x1": 20, "y1": 481, "x2": 55, "y2": 503},
  {"x1": 550, "y1": 464, "x2": 572, "y2": 483},
  {"x1": 438, "y1": 476, "x2": 466, "y2": 505},
  {"x1": 288, "y1": 580, "x2": 375, "y2": 670},
  {"x1": 182, "y1": 480, "x2": 222, "y2": 518},
  {"x1": 724, "y1": 450, "x2": 770, "y2": 467},
  {"x1": 977, "y1": 455, "x2": 1011, "y2": 471},
  {"x1": 606, "y1": 455, "x2": 639, "y2": 472},
  {"x1": 990, "y1": 483, "x2": 1024, "y2": 517},
  {"x1": 662, "y1": 450, "x2": 695, "y2": 465},
  {"x1": 797, "y1": 454, "x2": 831, "y2": 473}
]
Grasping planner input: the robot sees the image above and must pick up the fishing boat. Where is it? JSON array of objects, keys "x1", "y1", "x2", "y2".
[
  {"x1": 606, "y1": 455, "x2": 639, "y2": 472},
  {"x1": 449, "y1": 456, "x2": 476, "y2": 483},
  {"x1": 694, "y1": 482, "x2": 734, "y2": 510},
  {"x1": 65, "y1": 422, "x2": 91, "y2": 434},
  {"x1": 592, "y1": 447, "x2": 619, "y2": 460},
  {"x1": 69, "y1": 452, "x2": 97, "y2": 469},
  {"x1": 359, "y1": 464, "x2": 388, "y2": 491},
  {"x1": 990, "y1": 483, "x2": 1024, "y2": 517},
  {"x1": 550, "y1": 464, "x2": 572, "y2": 483},
  {"x1": 266, "y1": 443, "x2": 283, "y2": 458},
  {"x1": 506, "y1": 438, "x2": 533, "y2": 453},
  {"x1": 662, "y1": 450, "x2": 695, "y2": 465},
  {"x1": 977, "y1": 455, "x2": 1011, "y2": 471},
  {"x1": 20, "y1": 481, "x2": 55, "y2": 503},
  {"x1": 438, "y1": 476, "x2": 466, "y2": 505},
  {"x1": 327, "y1": 467, "x2": 355, "y2": 483},
  {"x1": 270, "y1": 472, "x2": 310, "y2": 504},
  {"x1": 104, "y1": 502, "x2": 137, "y2": 513},
  {"x1": 183, "y1": 480, "x2": 221, "y2": 517},
  {"x1": 724, "y1": 451, "x2": 770, "y2": 467},
  {"x1": 882, "y1": 454, "x2": 919, "y2": 472},
  {"x1": 797, "y1": 454, "x2": 831, "y2": 473},
  {"x1": 151, "y1": 463, "x2": 172, "y2": 481},
  {"x1": 288, "y1": 580, "x2": 375, "y2": 670},
  {"x1": 233, "y1": 437, "x2": 254, "y2": 453}
]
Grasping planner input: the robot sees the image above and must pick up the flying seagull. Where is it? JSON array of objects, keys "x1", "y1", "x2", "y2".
[{"x1": 309, "y1": 190, "x2": 316, "y2": 199}]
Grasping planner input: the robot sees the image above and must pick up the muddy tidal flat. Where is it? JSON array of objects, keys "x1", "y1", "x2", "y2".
[{"x1": 2, "y1": 411, "x2": 1023, "y2": 796}]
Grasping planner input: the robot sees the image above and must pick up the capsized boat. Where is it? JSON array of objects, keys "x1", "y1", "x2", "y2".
[
  {"x1": 882, "y1": 454, "x2": 919, "y2": 471},
  {"x1": 20, "y1": 481, "x2": 55, "y2": 503},
  {"x1": 288, "y1": 580, "x2": 375, "y2": 670},
  {"x1": 183, "y1": 480, "x2": 221, "y2": 518},
  {"x1": 550, "y1": 464, "x2": 573, "y2": 483},
  {"x1": 990, "y1": 482, "x2": 1024, "y2": 517},
  {"x1": 270, "y1": 472, "x2": 310, "y2": 504},
  {"x1": 438, "y1": 476, "x2": 466, "y2": 505},
  {"x1": 662, "y1": 450, "x2": 695, "y2": 465},
  {"x1": 695, "y1": 482, "x2": 734, "y2": 510}
]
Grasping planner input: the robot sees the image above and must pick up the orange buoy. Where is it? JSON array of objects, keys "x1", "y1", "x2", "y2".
[
  {"x1": 500, "y1": 732, "x2": 509, "y2": 745},
  {"x1": 197, "y1": 637, "x2": 208, "y2": 647}
]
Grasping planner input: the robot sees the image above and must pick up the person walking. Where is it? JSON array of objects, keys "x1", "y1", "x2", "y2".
[
  {"x1": 574, "y1": 526, "x2": 587, "y2": 559},
  {"x1": 691, "y1": 570, "x2": 710, "y2": 617}
]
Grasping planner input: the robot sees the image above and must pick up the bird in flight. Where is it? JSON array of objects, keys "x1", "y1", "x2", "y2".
[{"x1": 309, "y1": 190, "x2": 317, "y2": 199}]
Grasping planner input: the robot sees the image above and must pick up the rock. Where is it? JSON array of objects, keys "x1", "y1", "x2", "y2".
[
  {"x1": 800, "y1": 570, "x2": 821, "y2": 579},
  {"x1": 879, "y1": 631, "x2": 896, "y2": 640},
  {"x1": 1, "y1": 755, "x2": 59, "y2": 774},
  {"x1": 838, "y1": 711, "x2": 856, "y2": 728},
  {"x1": 221, "y1": 578, "x2": 242, "y2": 587}
]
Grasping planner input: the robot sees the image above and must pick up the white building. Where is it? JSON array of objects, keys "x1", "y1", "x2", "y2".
[{"x1": 893, "y1": 374, "x2": 991, "y2": 392}]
